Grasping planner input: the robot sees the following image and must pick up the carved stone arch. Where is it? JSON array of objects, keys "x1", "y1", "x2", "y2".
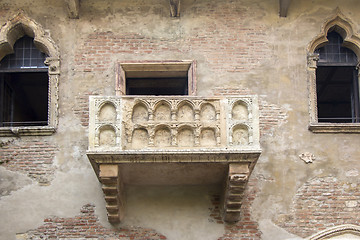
[
  {"x1": 0, "y1": 11, "x2": 59, "y2": 60},
  {"x1": 98, "y1": 101, "x2": 117, "y2": 122},
  {"x1": 231, "y1": 100, "x2": 249, "y2": 121},
  {"x1": 177, "y1": 100, "x2": 195, "y2": 122},
  {"x1": 154, "y1": 100, "x2": 172, "y2": 122},
  {"x1": 97, "y1": 124, "x2": 118, "y2": 147},
  {"x1": 0, "y1": 11, "x2": 60, "y2": 135},
  {"x1": 231, "y1": 124, "x2": 250, "y2": 145},
  {"x1": 132, "y1": 101, "x2": 149, "y2": 123},
  {"x1": 308, "y1": 9, "x2": 360, "y2": 57},
  {"x1": 307, "y1": 224, "x2": 360, "y2": 240},
  {"x1": 154, "y1": 124, "x2": 172, "y2": 147},
  {"x1": 199, "y1": 127, "x2": 217, "y2": 147},
  {"x1": 307, "y1": 9, "x2": 360, "y2": 132},
  {"x1": 177, "y1": 125, "x2": 195, "y2": 147},
  {"x1": 199, "y1": 102, "x2": 216, "y2": 122},
  {"x1": 154, "y1": 99, "x2": 172, "y2": 110},
  {"x1": 177, "y1": 99, "x2": 196, "y2": 110},
  {"x1": 134, "y1": 99, "x2": 151, "y2": 109}
]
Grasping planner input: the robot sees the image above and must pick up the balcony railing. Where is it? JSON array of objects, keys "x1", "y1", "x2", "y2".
[
  {"x1": 87, "y1": 95, "x2": 261, "y2": 223},
  {"x1": 88, "y1": 95, "x2": 260, "y2": 155}
]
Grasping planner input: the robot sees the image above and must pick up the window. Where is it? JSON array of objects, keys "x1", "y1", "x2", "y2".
[
  {"x1": 0, "y1": 12, "x2": 60, "y2": 136},
  {"x1": 315, "y1": 31, "x2": 359, "y2": 123},
  {"x1": 116, "y1": 61, "x2": 196, "y2": 96},
  {"x1": 0, "y1": 36, "x2": 48, "y2": 127},
  {"x1": 307, "y1": 12, "x2": 360, "y2": 133}
]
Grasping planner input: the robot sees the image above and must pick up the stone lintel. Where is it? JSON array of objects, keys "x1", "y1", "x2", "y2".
[
  {"x1": 223, "y1": 163, "x2": 250, "y2": 223},
  {"x1": 65, "y1": 0, "x2": 80, "y2": 19},
  {"x1": 279, "y1": 0, "x2": 291, "y2": 17},
  {"x1": 169, "y1": 0, "x2": 180, "y2": 17}
]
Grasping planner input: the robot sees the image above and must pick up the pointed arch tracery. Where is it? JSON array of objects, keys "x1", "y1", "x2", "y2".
[
  {"x1": 307, "y1": 10, "x2": 360, "y2": 132},
  {"x1": 0, "y1": 11, "x2": 60, "y2": 136}
]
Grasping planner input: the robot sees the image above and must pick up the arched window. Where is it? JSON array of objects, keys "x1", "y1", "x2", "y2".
[
  {"x1": 0, "y1": 36, "x2": 49, "y2": 127},
  {"x1": 315, "y1": 31, "x2": 359, "y2": 123},
  {"x1": 0, "y1": 12, "x2": 60, "y2": 136}
]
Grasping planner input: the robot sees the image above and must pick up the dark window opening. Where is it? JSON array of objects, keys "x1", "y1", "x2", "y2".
[
  {"x1": 126, "y1": 77, "x2": 188, "y2": 95},
  {"x1": 315, "y1": 31, "x2": 359, "y2": 123},
  {"x1": 118, "y1": 61, "x2": 195, "y2": 96},
  {"x1": 0, "y1": 36, "x2": 48, "y2": 127}
]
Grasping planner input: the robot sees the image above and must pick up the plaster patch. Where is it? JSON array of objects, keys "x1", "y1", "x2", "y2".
[
  {"x1": 259, "y1": 219, "x2": 303, "y2": 240},
  {"x1": 0, "y1": 167, "x2": 33, "y2": 198},
  {"x1": 0, "y1": 168, "x2": 108, "y2": 240}
]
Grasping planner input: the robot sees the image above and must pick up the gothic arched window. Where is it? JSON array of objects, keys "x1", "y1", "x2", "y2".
[{"x1": 315, "y1": 31, "x2": 359, "y2": 123}]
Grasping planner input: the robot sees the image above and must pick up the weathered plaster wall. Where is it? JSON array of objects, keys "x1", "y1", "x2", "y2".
[{"x1": 0, "y1": 0, "x2": 360, "y2": 239}]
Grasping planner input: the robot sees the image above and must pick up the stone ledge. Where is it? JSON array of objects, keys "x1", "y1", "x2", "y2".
[
  {"x1": 309, "y1": 123, "x2": 360, "y2": 133},
  {"x1": 87, "y1": 149, "x2": 261, "y2": 164},
  {"x1": 0, "y1": 126, "x2": 56, "y2": 137}
]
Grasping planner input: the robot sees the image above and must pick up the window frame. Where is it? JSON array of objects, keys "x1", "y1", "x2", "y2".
[
  {"x1": 0, "y1": 12, "x2": 60, "y2": 137},
  {"x1": 116, "y1": 60, "x2": 197, "y2": 96},
  {"x1": 307, "y1": 12, "x2": 360, "y2": 133}
]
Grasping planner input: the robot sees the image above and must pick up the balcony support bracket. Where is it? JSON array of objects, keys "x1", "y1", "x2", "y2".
[
  {"x1": 99, "y1": 164, "x2": 125, "y2": 224},
  {"x1": 223, "y1": 163, "x2": 250, "y2": 222}
]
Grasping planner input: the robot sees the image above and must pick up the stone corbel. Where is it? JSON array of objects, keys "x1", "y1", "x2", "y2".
[
  {"x1": 169, "y1": 0, "x2": 180, "y2": 17},
  {"x1": 45, "y1": 57, "x2": 60, "y2": 75},
  {"x1": 356, "y1": 61, "x2": 360, "y2": 76},
  {"x1": 223, "y1": 163, "x2": 250, "y2": 222},
  {"x1": 65, "y1": 0, "x2": 80, "y2": 19},
  {"x1": 99, "y1": 165, "x2": 125, "y2": 223},
  {"x1": 307, "y1": 53, "x2": 319, "y2": 69}
]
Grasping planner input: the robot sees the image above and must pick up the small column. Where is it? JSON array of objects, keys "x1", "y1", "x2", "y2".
[{"x1": 307, "y1": 53, "x2": 319, "y2": 123}]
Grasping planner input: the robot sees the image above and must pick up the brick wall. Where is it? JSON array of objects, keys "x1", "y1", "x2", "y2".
[
  {"x1": 19, "y1": 204, "x2": 167, "y2": 240},
  {"x1": 276, "y1": 176, "x2": 360, "y2": 238},
  {"x1": 74, "y1": 2, "x2": 270, "y2": 74},
  {"x1": 73, "y1": 91, "x2": 99, "y2": 127},
  {"x1": 213, "y1": 87, "x2": 288, "y2": 137},
  {"x1": 209, "y1": 178, "x2": 262, "y2": 240},
  {"x1": 0, "y1": 138, "x2": 58, "y2": 184}
]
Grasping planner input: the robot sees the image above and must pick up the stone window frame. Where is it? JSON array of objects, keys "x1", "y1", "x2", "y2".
[
  {"x1": 115, "y1": 60, "x2": 197, "y2": 96},
  {"x1": 307, "y1": 10, "x2": 360, "y2": 133},
  {"x1": 0, "y1": 11, "x2": 60, "y2": 137}
]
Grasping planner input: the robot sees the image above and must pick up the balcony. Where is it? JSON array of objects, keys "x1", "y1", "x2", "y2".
[{"x1": 87, "y1": 95, "x2": 261, "y2": 223}]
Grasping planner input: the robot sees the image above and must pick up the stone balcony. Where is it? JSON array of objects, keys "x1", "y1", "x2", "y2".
[{"x1": 87, "y1": 96, "x2": 261, "y2": 223}]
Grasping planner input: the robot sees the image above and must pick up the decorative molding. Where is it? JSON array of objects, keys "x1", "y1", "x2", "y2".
[
  {"x1": 279, "y1": 0, "x2": 291, "y2": 17},
  {"x1": 307, "y1": 8, "x2": 360, "y2": 56},
  {"x1": 0, "y1": 11, "x2": 60, "y2": 136},
  {"x1": 64, "y1": 0, "x2": 80, "y2": 19},
  {"x1": 169, "y1": 0, "x2": 180, "y2": 17},
  {"x1": 0, "y1": 126, "x2": 55, "y2": 137},
  {"x1": 309, "y1": 123, "x2": 360, "y2": 133},
  {"x1": 0, "y1": 11, "x2": 59, "y2": 60},
  {"x1": 307, "y1": 10, "x2": 360, "y2": 132},
  {"x1": 306, "y1": 224, "x2": 360, "y2": 240}
]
